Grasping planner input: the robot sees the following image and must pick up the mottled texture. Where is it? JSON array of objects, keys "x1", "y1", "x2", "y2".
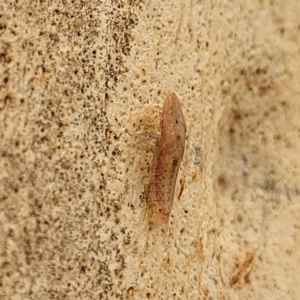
[{"x1": 1, "y1": 0, "x2": 300, "y2": 299}]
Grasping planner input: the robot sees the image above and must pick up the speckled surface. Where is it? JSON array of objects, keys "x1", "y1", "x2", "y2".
[{"x1": 1, "y1": 1, "x2": 300, "y2": 299}]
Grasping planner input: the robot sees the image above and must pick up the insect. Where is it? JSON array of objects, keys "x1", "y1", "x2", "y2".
[{"x1": 153, "y1": 93, "x2": 186, "y2": 222}]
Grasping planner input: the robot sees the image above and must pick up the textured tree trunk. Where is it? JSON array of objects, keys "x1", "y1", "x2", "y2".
[{"x1": 1, "y1": 1, "x2": 300, "y2": 299}]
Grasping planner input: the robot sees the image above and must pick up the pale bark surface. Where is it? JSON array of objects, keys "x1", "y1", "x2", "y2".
[{"x1": 1, "y1": 1, "x2": 300, "y2": 299}]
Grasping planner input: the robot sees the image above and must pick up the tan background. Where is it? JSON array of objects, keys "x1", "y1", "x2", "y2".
[{"x1": 1, "y1": 0, "x2": 300, "y2": 299}]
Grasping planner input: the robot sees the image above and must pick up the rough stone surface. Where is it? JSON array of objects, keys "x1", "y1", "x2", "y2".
[{"x1": 1, "y1": 1, "x2": 300, "y2": 299}]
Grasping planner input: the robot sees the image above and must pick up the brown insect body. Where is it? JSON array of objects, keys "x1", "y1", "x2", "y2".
[{"x1": 154, "y1": 93, "x2": 186, "y2": 221}]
